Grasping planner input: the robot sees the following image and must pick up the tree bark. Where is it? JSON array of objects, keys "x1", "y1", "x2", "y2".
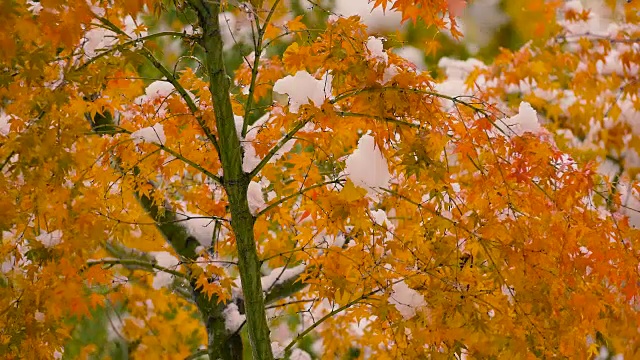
[{"x1": 189, "y1": 1, "x2": 275, "y2": 359}]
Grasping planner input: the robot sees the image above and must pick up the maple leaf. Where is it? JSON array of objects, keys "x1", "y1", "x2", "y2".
[{"x1": 3, "y1": 0, "x2": 640, "y2": 358}]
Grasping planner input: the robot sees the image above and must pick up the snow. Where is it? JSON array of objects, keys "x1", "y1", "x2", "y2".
[
  {"x1": 26, "y1": 0, "x2": 43, "y2": 14},
  {"x1": 388, "y1": 280, "x2": 427, "y2": 319},
  {"x1": 371, "y1": 209, "x2": 391, "y2": 227},
  {"x1": 499, "y1": 102, "x2": 542, "y2": 136},
  {"x1": 222, "y1": 303, "x2": 246, "y2": 332},
  {"x1": 149, "y1": 251, "x2": 180, "y2": 290},
  {"x1": 234, "y1": 113, "x2": 296, "y2": 173},
  {"x1": 333, "y1": 0, "x2": 404, "y2": 33},
  {"x1": 234, "y1": 115, "x2": 245, "y2": 139},
  {"x1": 344, "y1": 134, "x2": 391, "y2": 193},
  {"x1": 394, "y1": 46, "x2": 426, "y2": 71},
  {"x1": 1, "y1": 257, "x2": 13, "y2": 273},
  {"x1": 371, "y1": 209, "x2": 395, "y2": 241},
  {"x1": 142, "y1": 81, "x2": 175, "y2": 101},
  {"x1": 350, "y1": 316, "x2": 376, "y2": 337},
  {"x1": 219, "y1": 12, "x2": 253, "y2": 50},
  {"x1": 35, "y1": 230, "x2": 62, "y2": 248},
  {"x1": 34, "y1": 311, "x2": 45, "y2": 323},
  {"x1": 82, "y1": 16, "x2": 147, "y2": 59},
  {"x1": 247, "y1": 181, "x2": 266, "y2": 216},
  {"x1": 175, "y1": 210, "x2": 217, "y2": 247},
  {"x1": 617, "y1": 182, "x2": 640, "y2": 228},
  {"x1": 290, "y1": 348, "x2": 312, "y2": 360},
  {"x1": 0, "y1": 111, "x2": 12, "y2": 135},
  {"x1": 435, "y1": 57, "x2": 486, "y2": 108},
  {"x1": 130, "y1": 123, "x2": 166, "y2": 145},
  {"x1": 596, "y1": 48, "x2": 640, "y2": 76},
  {"x1": 439, "y1": 56, "x2": 485, "y2": 80},
  {"x1": 366, "y1": 37, "x2": 388, "y2": 63},
  {"x1": 261, "y1": 263, "x2": 306, "y2": 292},
  {"x1": 271, "y1": 342, "x2": 285, "y2": 358},
  {"x1": 272, "y1": 71, "x2": 332, "y2": 113}
]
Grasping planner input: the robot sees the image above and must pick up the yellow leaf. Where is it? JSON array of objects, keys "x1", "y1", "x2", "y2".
[{"x1": 340, "y1": 180, "x2": 367, "y2": 202}]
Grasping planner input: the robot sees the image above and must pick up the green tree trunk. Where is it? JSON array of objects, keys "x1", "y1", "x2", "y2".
[{"x1": 188, "y1": 1, "x2": 275, "y2": 359}]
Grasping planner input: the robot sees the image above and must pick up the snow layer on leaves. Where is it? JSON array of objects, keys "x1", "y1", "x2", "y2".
[
  {"x1": 139, "y1": 81, "x2": 175, "y2": 102},
  {"x1": 271, "y1": 342, "x2": 285, "y2": 358},
  {"x1": 559, "y1": 0, "x2": 609, "y2": 36},
  {"x1": 366, "y1": 37, "x2": 388, "y2": 63},
  {"x1": 247, "y1": 181, "x2": 266, "y2": 216},
  {"x1": 176, "y1": 210, "x2": 216, "y2": 247},
  {"x1": 273, "y1": 71, "x2": 332, "y2": 113},
  {"x1": 82, "y1": 16, "x2": 146, "y2": 59},
  {"x1": 439, "y1": 57, "x2": 485, "y2": 80},
  {"x1": 222, "y1": 303, "x2": 245, "y2": 332},
  {"x1": 0, "y1": 111, "x2": 13, "y2": 136},
  {"x1": 26, "y1": 0, "x2": 43, "y2": 14},
  {"x1": 435, "y1": 57, "x2": 485, "y2": 108},
  {"x1": 261, "y1": 264, "x2": 306, "y2": 292},
  {"x1": 333, "y1": 0, "x2": 403, "y2": 33},
  {"x1": 234, "y1": 113, "x2": 295, "y2": 172},
  {"x1": 34, "y1": 311, "x2": 45, "y2": 323},
  {"x1": 499, "y1": 102, "x2": 541, "y2": 136},
  {"x1": 130, "y1": 123, "x2": 166, "y2": 145},
  {"x1": 388, "y1": 281, "x2": 427, "y2": 319},
  {"x1": 290, "y1": 349, "x2": 312, "y2": 360},
  {"x1": 394, "y1": 46, "x2": 426, "y2": 71},
  {"x1": 35, "y1": 230, "x2": 62, "y2": 248},
  {"x1": 150, "y1": 251, "x2": 180, "y2": 290},
  {"x1": 345, "y1": 134, "x2": 391, "y2": 193},
  {"x1": 617, "y1": 182, "x2": 640, "y2": 228}
]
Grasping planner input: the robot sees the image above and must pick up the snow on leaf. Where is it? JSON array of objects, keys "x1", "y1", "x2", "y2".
[
  {"x1": 344, "y1": 134, "x2": 391, "y2": 193},
  {"x1": 130, "y1": 123, "x2": 166, "y2": 145},
  {"x1": 499, "y1": 102, "x2": 542, "y2": 136},
  {"x1": 388, "y1": 280, "x2": 427, "y2": 319},
  {"x1": 272, "y1": 71, "x2": 332, "y2": 113},
  {"x1": 261, "y1": 264, "x2": 306, "y2": 292}
]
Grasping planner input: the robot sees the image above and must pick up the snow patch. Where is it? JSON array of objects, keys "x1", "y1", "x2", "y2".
[
  {"x1": 0, "y1": 111, "x2": 13, "y2": 135},
  {"x1": 149, "y1": 251, "x2": 180, "y2": 290},
  {"x1": 499, "y1": 102, "x2": 541, "y2": 136},
  {"x1": 333, "y1": 0, "x2": 404, "y2": 33},
  {"x1": 141, "y1": 81, "x2": 175, "y2": 101},
  {"x1": 273, "y1": 71, "x2": 332, "y2": 113},
  {"x1": 131, "y1": 123, "x2": 166, "y2": 145},
  {"x1": 176, "y1": 210, "x2": 217, "y2": 247},
  {"x1": 261, "y1": 264, "x2": 306, "y2": 292},
  {"x1": 388, "y1": 280, "x2": 427, "y2": 319},
  {"x1": 35, "y1": 230, "x2": 62, "y2": 248},
  {"x1": 271, "y1": 342, "x2": 285, "y2": 358},
  {"x1": 394, "y1": 46, "x2": 426, "y2": 71},
  {"x1": 247, "y1": 181, "x2": 266, "y2": 216},
  {"x1": 290, "y1": 348, "x2": 312, "y2": 360},
  {"x1": 222, "y1": 303, "x2": 246, "y2": 332},
  {"x1": 366, "y1": 37, "x2": 388, "y2": 63},
  {"x1": 345, "y1": 134, "x2": 391, "y2": 193}
]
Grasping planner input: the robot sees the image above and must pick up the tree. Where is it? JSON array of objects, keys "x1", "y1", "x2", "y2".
[{"x1": 1, "y1": 0, "x2": 639, "y2": 358}]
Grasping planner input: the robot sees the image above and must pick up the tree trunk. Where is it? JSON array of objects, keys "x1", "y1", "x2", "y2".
[{"x1": 190, "y1": 0, "x2": 275, "y2": 359}]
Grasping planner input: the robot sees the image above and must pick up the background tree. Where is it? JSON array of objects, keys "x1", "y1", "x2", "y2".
[{"x1": 1, "y1": 0, "x2": 639, "y2": 359}]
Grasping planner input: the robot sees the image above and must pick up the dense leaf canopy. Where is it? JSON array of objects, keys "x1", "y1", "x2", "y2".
[{"x1": 1, "y1": 0, "x2": 640, "y2": 359}]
